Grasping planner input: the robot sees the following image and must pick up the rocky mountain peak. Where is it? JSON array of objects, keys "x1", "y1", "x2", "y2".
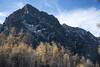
[
  {"x1": 23, "y1": 4, "x2": 34, "y2": 10},
  {"x1": 0, "y1": 4, "x2": 99, "y2": 62},
  {"x1": 22, "y1": 4, "x2": 39, "y2": 14},
  {"x1": 3, "y1": 4, "x2": 60, "y2": 28}
]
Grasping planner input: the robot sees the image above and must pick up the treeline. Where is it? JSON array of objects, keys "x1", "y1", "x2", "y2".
[{"x1": 0, "y1": 42, "x2": 99, "y2": 67}]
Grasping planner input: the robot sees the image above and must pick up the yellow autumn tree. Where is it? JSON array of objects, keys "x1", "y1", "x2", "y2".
[{"x1": 0, "y1": 42, "x2": 97, "y2": 67}]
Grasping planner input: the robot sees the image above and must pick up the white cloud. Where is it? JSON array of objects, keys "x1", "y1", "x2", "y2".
[
  {"x1": 56, "y1": 7, "x2": 100, "y2": 37},
  {"x1": 16, "y1": 2, "x2": 25, "y2": 9},
  {"x1": 0, "y1": 18, "x2": 5, "y2": 24},
  {"x1": 0, "y1": 12, "x2": 8, "y2": 17},
  {"x1": 0, "y1": 12, "x2": 10, "y2": 24}
]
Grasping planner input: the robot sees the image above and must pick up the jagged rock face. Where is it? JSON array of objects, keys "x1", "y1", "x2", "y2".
[
  {"x1": 0, "y1": 4, "x2": 99, "y2": 62},
  {"x1": 62, "y1": 24, "x2": 99, "y2": 61},
  {"x1": 0, "y1": 4, "x2": 66, "y2": 44}
]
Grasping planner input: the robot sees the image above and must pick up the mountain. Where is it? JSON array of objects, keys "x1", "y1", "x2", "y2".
[{"x1": 0, "y1": 4, "x2": 99, "y2": 62}]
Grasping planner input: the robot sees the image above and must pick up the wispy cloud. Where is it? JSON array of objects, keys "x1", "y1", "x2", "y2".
[
  {"x1": 0, "y1": 12, "x2": 10, "y2": 24},
  {"x1": 0, "y1": 12, "x2": 8, "y2": 17},
  {"x1": 41, "y1": 0, "x2": 61, "y2": 14},
  {"x1": 56, "y1": 7, "x2": 100, "y2": 37},
  {"x1": 16, "y1": 2, "x2": 25, "y2": 9}
]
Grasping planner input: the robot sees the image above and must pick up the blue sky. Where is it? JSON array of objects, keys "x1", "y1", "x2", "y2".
[{"x1": 0, "y1": 0, "x2": 100, "y2": 36}]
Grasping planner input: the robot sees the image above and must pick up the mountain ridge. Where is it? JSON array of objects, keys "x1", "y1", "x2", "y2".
[{"x1": 0, "y1": 4, "x2": 99, "y2": 62}]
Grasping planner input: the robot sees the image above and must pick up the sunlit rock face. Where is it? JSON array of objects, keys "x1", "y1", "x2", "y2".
[{"x1": 0, "y1": 4, "x2": 99, "y2": 62}]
